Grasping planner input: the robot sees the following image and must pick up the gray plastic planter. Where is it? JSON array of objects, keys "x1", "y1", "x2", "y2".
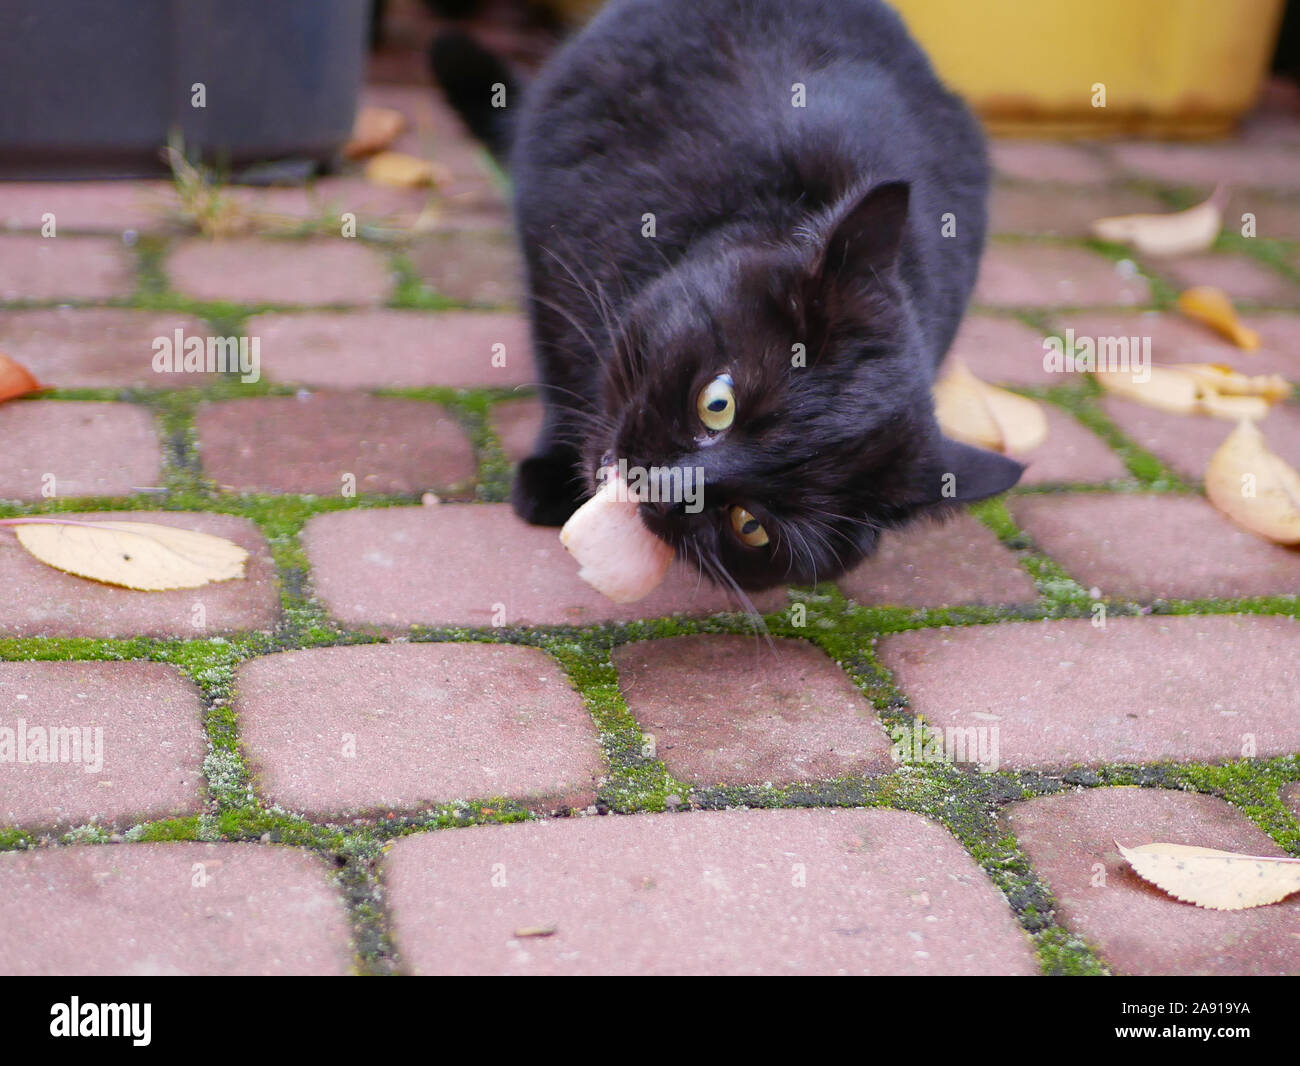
[{"x1": 0, "y1": 0, "x2": 371, "y2": 180}]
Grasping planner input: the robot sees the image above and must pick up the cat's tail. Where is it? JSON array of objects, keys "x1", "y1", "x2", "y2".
[{"x1": 428, "y1": 30, "x2": 520, "y2": 161}]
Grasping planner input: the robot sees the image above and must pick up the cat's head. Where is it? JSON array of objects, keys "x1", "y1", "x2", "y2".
[{"x1": 592, "y1": 181, "x2": 1023, "y2": 593}]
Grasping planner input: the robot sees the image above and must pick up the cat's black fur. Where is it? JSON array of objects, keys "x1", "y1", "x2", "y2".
[{"x1": 435, "y1": 0, "x2": 1023, "y2": 593}]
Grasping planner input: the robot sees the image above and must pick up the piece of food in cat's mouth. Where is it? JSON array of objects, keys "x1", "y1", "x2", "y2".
[{"x1": 560, "y1": 467, "x2": 674, "y2": 602}]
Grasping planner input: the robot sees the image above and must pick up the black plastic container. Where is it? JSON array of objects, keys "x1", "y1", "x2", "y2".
[{"x1": 0, "y1": 0, "x2": 371, "y2": 180}]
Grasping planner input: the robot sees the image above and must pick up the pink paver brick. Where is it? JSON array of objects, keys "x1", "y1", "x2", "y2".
[
  {"x1": 974, "y1": 244, "x2": 1150, "y2": 308},
  {"x1": 0, "y1": 401, "x2": 161, "y2": 500},
  {"x1": 194, "y1": 393, "x2": 476, "y2": 495},
  {"x1": 944, "y1": 314, "x2": 1055, "y2": 387},
  {"x1": 250, "y1": 310, "x2": 535, "y2": 388},
  {"x1": 166, "y1": 238, "x2": 391, "y2": 306},
  {"x1": 1006, "y1": 788, "x2": 1300, "y2": 975},
  {"x1": 879, "y1": 615, "x2": 1300, "y2": 769},
  {"x1": 0, "y1": 309, "x2": 211, "y2": 389},
  {"x1": 383, "y1": 809, "x2": 1038, "y2": 975},
  {"x1": 0, "y1": 843, "x2": 353, "y2": 976},
  {"x1": 836, "y1": 513, "x2": 1037, "y2": 608},
  {"x1": 1018, "y1": 404, "x2": 1129, "y2": 485},
  {"x1": 1102, "y1": 397, "x2": 1300, "y2": 483},
  {"x1": 490, "y1": 397, "x2": 544, "y2": 463},
  {"x1": 989, "y1": 185, "x2": 1165, "y2": 238},
  {"x1": 0, "y1": 511, "x2": 280, "y2": 638},
  {"x1": 0, "y1": 235, "x2": 134, "y2": 302},
  {"x1": 1154, "y1": 253, "x2": 1299, "y2": 307},
  {"x1": 1054, "y1": 308, "x2": 1300, "y2": 382},
  {"x1": 407, "y1": 230, "x2": 523, "y2": 307},
  {"x1": 988, "y1": 141, "x2": 1116, "y2": 184},
  {"x1": 1106, "y1": 142, "x2": 1300, "y2": 191},
  {"x1": 236, "y1": 643, "x2": 602, "y2": 815},
  {"x1": 612, "y1": 636, "x2": 893, "y2": 785},
  {"x1": 1010, "y1": 494, "x2": 1300, "y2": 599},
  {"x1": 1226, "y1": 190, "x2": 1300, "y2": 242},
  {"x1": 303, "y1": 504, "x2": 786, "y2": 629},
  {"x1": 0, "y1": 182, "x2": 179, "y2": 233},
  {"x1": 0, "y1": 661, "x2": 205, "y2": 828}
]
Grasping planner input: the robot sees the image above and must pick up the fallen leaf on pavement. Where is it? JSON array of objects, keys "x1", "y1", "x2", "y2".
[
  {"x1": 1177, "y1": 286, "x2": 1260, "y2": 349},
  {"x1": 1118, "y1": 841, "x2": 1300, "y2": 911},
  {"x1": 1090, "y1": 185, "x2": 1224, "y2": 256},
  {"x1": 364, "y1": 151, "x2": 449, "y2": 188},
  {"x1": 1, "y1": 518, "x2": 249, "y2": 589},
  {"x1": 344, "y1": 106, "x2": 406, "y2": 159},
  {"x1": 933, "y1": 360, "x2": 1048, "y2": 455},
  {"x1": 1096, "y1": 362, "x2": 1289, "y2": 420},
  {"x1": 1204, "y1": 420, "x2": 1300, "y2": 544},
  {"x1": 0, "y1": 352, "x2": 49, "y2": 403}
]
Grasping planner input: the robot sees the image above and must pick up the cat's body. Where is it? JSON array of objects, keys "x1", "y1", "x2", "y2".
[{"x1": 436, "y1": 0, "x2": 1023, "y2": 592}]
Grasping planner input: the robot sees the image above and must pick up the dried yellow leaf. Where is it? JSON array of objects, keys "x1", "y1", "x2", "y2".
[
  {"x1": 1204, "y1": 420, "x2": 1300, "y2": 545},
  {"x1": 343, "y1": 106, "x2": 406, "y2": 159},
  {"x1": 1172, "y1": 363, "x2": 1290, "y2": 402},
  {"x1": 8, "y1": 519, "x2": 249, "y2": 590},
  {"x1": 1094, "y1": 364, "x2": 1200, "y2": 415},
  {"x1": 1090, "y1": 187, "x2": 1223, "y2": 257},
  {"x1": 1177, "y1": 286, "x2": 1260, "y2": 349},
  {"x1": 932, "y1": 361, "x2": 1047, "y2": 455},
  {"x1": 364, "y1": 151, "x2": 446, "y2": 188},
  {"x1": 1118, "y1": 841, "x2": 1300, "y2": 911}
]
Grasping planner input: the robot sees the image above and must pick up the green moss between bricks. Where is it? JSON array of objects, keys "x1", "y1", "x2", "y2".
[{"x1": 2, "y1": 223, "x2": 1299, "y2": 976}]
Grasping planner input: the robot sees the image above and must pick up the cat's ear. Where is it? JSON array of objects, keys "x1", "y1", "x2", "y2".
[
  {"x1": 918, "y1": 436, "x2": 1025, "y2": 504},
  {"x1": 813, "y1": 181, "x2": 911, "y2": 290}
]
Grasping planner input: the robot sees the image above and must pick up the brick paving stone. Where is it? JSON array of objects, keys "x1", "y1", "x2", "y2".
[
  {"x1": 974, "y1": 244, "x2": 1150, "y2": 308},
  {"x1": 879, "y1": 615, "x2": 1300, "y2": 769},
  {"x1": 989, "y1": 185, "x2": 1165, "y2": 238},
  {"x1": 236, "y1": 643, "x2": 602, "y2": 815},
  {"x1": 0, "y1": 234, "x2": 134, "y2": 302},
  {"x1": 1106, "y1": 142, "x2": 1300, "y2": 191},
  {"x1": 1019, "y1": 404, "x2": 1130, "y2": 485},
  {"x1": 1153, "y1": 253, "x2": 1299, "y2": 307},
  {"x1": 382, "y1": 808, "x2": 1038, "y2": 975},
  {"x1": 0, "y1": 843, "x2": 353, "y2": 976},
  {"x1": 836, "y1": 513, "x2": 1037, "y2": 608},
  {"x1": 303, "y1": 504, "x2": 786, "y2": 629},
  {"x1": 0, "y1": 511, "x2": 279, "y2": 639},
  {"x1": 194, "y1": 393, "x2": 476, "y2": 496},
  {"x1": 250, "y1": 310, "x2": 535, "y2": 388},
  {"x1": 166, "y1": 238, "x2": 391, "y2": 306},
  {"x1": 0, "y1": 661, "x2": 205, "y2": 828},
  {"x1": 1006, "y1": 788, "x2": 1300, "y2": 975},
  {"x1": 612, "y1": 635, "x2": 893, "y2": 785},
  {"x1": 944, "y1": 314, "x2": 1055, "y2": 386},
  {"x1": 0, "y1": 181, "x2": 178, "y2": 234},
  {"x1": 0, "y1": 401, "x2": 161, "y2": 500},
  {"x1": 1225, "y1": 190, "x2": 1300, "y2": 242},
  {"x1": 407, "y1": 229, "x2": 523, "y2": 307},
  {"x1": 489, "y1": 397, "x2": 544, "y2": 463},
  {"x1": 0, "y1": 308, "x2": 211, "y2": 389},
  {"x1": 1010, "y1": 494, "x2": 1300, "y2": 600},
  {"x1": 1054, "y1": 308, "x2": 1300, "y2": 382},
  {"x1": 1102, "y1": 397, "x2": 1300, "y2": 483},
  {"x1": 988, "y1": 141, "x2": 1116, "y2": 184}
]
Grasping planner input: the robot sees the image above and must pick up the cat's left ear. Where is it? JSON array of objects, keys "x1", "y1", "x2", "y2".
[
  {"x1": 917, "y1": 435, "x2": 1024, "y2": 504},
  {"x1": 811, "y1": 181, "x2": 911, "y2": 298}
]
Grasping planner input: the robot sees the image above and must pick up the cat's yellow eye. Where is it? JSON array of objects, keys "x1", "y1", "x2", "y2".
[
  {"x1": 730, "y1": 505, "x2": 769, "y2": 547},
  {"x1": 697, "y1": 373, "x2": 735, "y2": 432}
]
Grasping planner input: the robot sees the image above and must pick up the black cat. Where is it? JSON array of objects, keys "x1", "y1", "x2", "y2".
[{"x1": 432, "y1": 0, "x2": 1023, "y2": 594}]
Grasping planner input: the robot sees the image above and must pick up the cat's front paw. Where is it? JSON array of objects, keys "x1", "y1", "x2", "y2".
[{"x1": 511, "y1": 454, "x2": 585, "y2": 526}]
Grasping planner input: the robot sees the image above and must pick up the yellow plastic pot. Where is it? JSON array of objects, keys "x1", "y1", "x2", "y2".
[{"x1": 890, "y1": 0, "x2": 1284, "y2": 138}]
